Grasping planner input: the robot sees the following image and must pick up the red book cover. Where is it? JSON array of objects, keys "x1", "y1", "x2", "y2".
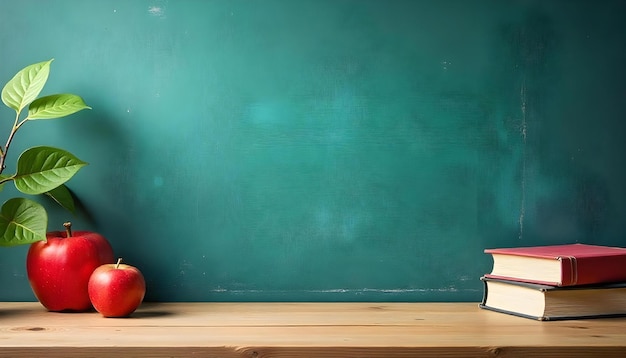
[{"x1": 484, "y1": 243, "x2": 626, "y2": 286}]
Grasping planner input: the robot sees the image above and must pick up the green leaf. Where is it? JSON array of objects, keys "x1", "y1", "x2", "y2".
[
  {"x1": 28, "y1": 94, "x2": 91, "y2": 120},
  {"x1": 44, "y1": 184, "x2": 76, "y2": 213},
  {"x1": 14, "y1": 146, "x2": 88, "y2": 195},
  {"x1": 1, "y1": 59, "x2": 53, "y2": 113},
  {"x1": 0, "y1": 198, "x2": 47, "y2": 247}
]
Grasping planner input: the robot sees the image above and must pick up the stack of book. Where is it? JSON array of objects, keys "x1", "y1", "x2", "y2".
[{"x1": 479, "y1": 243, "x2": 626, "y2": 321}]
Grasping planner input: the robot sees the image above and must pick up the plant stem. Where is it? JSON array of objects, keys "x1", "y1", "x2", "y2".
[
  {"x1": 0, "y1": 112, "x2": 21, "y2": 175},
  {"x1": 63, "y1": 222, "x2": 72, "y2": 237},
  {"x1": 115, "y1": 258, "x2": 123, "y2": 269}
]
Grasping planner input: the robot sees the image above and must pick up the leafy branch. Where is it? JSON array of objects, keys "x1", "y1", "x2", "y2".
[{"x1": 0, "y1": 59, "x2": 90, "y2": 247}]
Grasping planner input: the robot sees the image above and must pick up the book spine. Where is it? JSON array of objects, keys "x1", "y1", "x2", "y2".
[
  {"x1": 559, "y1": 254, "x2": 626, "y2": 285},
  {"x1": 558, "y1": 256, "x2": 577, "y2": 286},
  {"x1": 479, "y1": 277, "x2": 488, "y2": 305}
]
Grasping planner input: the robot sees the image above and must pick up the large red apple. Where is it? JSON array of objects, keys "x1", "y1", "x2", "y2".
[
  {"x1": 26, "y1": 222, "x2": 115, "y2": 312},
  {"x1": 88, "y1": 258, "x2": 146, "y2": 317}
]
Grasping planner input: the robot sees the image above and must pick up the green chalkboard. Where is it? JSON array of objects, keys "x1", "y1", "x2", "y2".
[{"x1": 1, "y1": 0, "x2": 626, "y2": 302}]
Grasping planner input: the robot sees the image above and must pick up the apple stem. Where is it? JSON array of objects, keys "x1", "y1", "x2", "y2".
[
  {"x1": 116, "y1": 258, "x2": 123, "y2": 269},
  {"x1": 63, "y1": 222, "x2": 72, "y2": 238}
]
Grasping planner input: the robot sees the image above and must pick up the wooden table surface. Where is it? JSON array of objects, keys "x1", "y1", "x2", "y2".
[{"x1": 1, "y1": 302, "x2": 625, "y2": 357}]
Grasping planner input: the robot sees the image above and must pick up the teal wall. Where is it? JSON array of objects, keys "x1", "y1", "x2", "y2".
[{"x1": 1, "y1": 0, "x2": 625, "y2": 302}]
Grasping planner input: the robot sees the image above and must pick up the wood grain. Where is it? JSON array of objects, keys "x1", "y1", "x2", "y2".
[{"x1": 1, "y1": 302, "x2": 625, "y2": 357}]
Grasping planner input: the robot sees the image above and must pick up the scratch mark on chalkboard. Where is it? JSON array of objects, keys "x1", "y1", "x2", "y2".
[
  {"x1": 208, "y1": 288, "x2": 468, "y2": 294},
  {"x1": 518, "y1": 80, "x2": 528, "y2": 240},
  {"x1": 520, "y1": 82, "x2": 528, "y2": 142}
]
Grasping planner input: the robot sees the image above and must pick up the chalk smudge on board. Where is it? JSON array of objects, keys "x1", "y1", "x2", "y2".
[
  {"x1": 207, "y1": 288, "x2": 471, "y2": 294},
  {"x1": 148, "y1": 6, "x2": 166, "y2": 18}
]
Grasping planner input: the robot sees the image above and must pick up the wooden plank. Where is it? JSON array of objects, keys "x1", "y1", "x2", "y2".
[{"x1": 1, "y1": 302, "x2": 625, "y2": 357}]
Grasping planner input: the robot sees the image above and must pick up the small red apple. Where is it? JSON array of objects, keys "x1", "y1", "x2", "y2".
[
  {"x1": 27, "y1": 222, "x2": 115, "y2": 312},
  {"x1": 88, "y1": 258, "x2": 146, "y2": 317}
]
